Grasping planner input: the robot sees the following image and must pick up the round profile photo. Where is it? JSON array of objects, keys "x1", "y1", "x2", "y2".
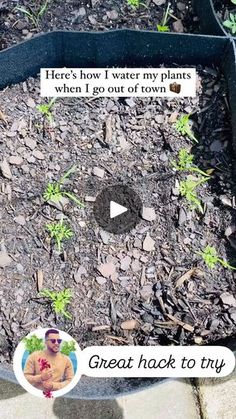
[{"x1": 13, "y1": 328, "x2": 81, "y2": 398}]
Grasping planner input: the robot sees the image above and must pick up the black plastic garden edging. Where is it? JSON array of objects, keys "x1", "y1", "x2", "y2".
[
  {"x1": 0, "y1": 29, "x2": 236, "y2": 399},
  {"x1": 193, "y1": 0, "x2": 229, "y2": 37}
]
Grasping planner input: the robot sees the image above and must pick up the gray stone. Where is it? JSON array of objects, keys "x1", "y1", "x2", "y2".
[
  {"x1": 143, "y1": 233, "x2": 155, "y2": 252},
  {"x1": 141, "y1": 207, "x2": 156, "y2": 222},
  {"x1": 93, "y1": 167, "x2": 105, "y2": 178}
]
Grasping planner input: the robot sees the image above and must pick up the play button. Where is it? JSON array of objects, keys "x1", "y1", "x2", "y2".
[
  {"x1": 110, "y1": 201, "x2": 128, "y2": 219},
  {"x1": 93, "y1": 184, "x2": 142, "y2": 234}
]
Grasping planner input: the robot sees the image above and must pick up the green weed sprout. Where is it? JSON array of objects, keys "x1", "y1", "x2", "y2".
[
  {"x1": 172, "y1": 149, "x2": 210, "y2": 177},
  {"x1": 223, "y1": 13, "x2": 236, "y2": 34},
  {"x1": 37, "y1": 97, "x2": 56, "y2": 123},
  {"x1": 178, "y1": 176, "x2": 208, "y2": 213},
  {"x1": 174, "y1": 114, "x2": 198, "y2": 143},
  {"x1": 61, "y1": 340, "x2": 76, "y2": 356},
  {"x1": 39, "y1": 289, "x2": 73, "y2": 319},
  {"x1": 47, "y1": 217, "x2": 73, "y2": 252},
  {"x1": 157, "y1": 3, "x2": 176, "y2": 32},
  {"x1": 16, "y1": 1, "x2": 49, "y2": 28},
  {"x1": 23, "y1": 335, "x2": 44, "y2": 354},
  {"x1": 43, "y1": 165, "x2": 84, "y2": 208},
  {"x1": 127, "y1": 0, "x2": 147, "y2": 9},
  {"x1": 198, "y1": 245, "x2": 236, "y2": 270}
]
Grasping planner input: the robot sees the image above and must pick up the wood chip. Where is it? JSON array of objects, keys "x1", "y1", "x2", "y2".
[
  {"x1": 175, "y1": 267, "x2": 204, "y2": 288},
  {"x1": 0, "y1": 159, "x2": 12, "y2": 179},
  {"x1": 140, "y1": 265, "x2": 146, "y2": 286},
  {"x1": 105, "y1": 115, "x2": 113, "y2": 143},
  {"x1": 106, "y1": 335, "x2": 129, "y2": 344},
  {"x1": 0, "y1": 109, "x2": 7, "y2": 124},
  {"x1": 166, "y1": 314, "x2": 194, "y2": 333},
  {"x1": 92, "y1": 325, "x2": 111, "y2": 332},
  {"x1": 120, "y1": 319, "x2": 139, "y2": 330},
  {"x1": 36, "y1": 270, "x2": 44, "y2": 291}
]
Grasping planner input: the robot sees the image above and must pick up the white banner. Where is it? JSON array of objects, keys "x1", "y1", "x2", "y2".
[{"x1": 40, "y1": 68, "x2": 196, "y2": 98}]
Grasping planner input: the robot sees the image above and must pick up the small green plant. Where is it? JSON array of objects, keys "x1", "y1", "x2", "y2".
[
  {"x1": 198, "y1": 245, "x2": 236, "y2": 270},
  {"x1": 174, "y1": 114, "x2": 198, "y2": 143},
  {"x1": 127, "y1": 0, "x2": 147, "y2": 9},
  {"x1": 157, "y1": 3, "x2": 177, "y2": 32},
  {"x1": 172, "y1": 149, "x2": 210, "y2": 177},
  {"x1": 43, "y1": 165, "x2": 84, "y2": 208},
  {"x1": 127, "y1": 0, "x2": 140, "y2": 8},
  {"x1": 47, "y1": 217, "x2": 73, "y2": 252},
  {"x1": 223, "y1": 13, "x2": 236, "y2": 34},
  {"x1": 61, "y1": 340, "x2": 76, "y2": 356},
  {"x1": 23, "y1": 335, "x2": 45, "y2": 354},
  {"x1": 39, "y1": 288, "x2": 73, "y2": 319},
  {"x1": 178, "y1": 176, "x2": 208, "y2": 213},
  {"x1": 36, "y1": 97, "x2": 56, "y2": 123},
  {"x1": 231, "y1": 0, "x2": 236, "y2": 4},
  {"x1": 16, "y1": 0, "x2": 49, "y2": 28}
]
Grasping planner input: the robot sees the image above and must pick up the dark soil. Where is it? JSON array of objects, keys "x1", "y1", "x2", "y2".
[
  {"x1": 213, "y1": 0, "x2": 236, "y2": 35},
  {"x1": 0, "y1": 0, "x2": 198, "y2": 51},
  {"x1": 0, "y1": 64, "x2": 236, "y2": 364}
]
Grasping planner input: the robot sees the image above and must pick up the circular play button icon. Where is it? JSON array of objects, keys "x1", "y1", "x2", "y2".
[{"x1": 93, "y1": 184, "x2": 142, "y2": 234}]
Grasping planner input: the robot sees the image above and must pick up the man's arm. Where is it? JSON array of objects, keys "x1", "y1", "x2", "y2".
[
  {"x1": 24, "y1": 354, "x2": 42, "y2": 386},
  {"x1": 51, "y1": 358, "x2": 74, "y2": 390}
]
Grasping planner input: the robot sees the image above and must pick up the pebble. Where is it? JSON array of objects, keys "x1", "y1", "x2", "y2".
[
  {"x1": 220, "y1": 293, "x2": 236, "y2": 308},
  {"x1": 210, "y1": 139, "x2": 222, "y2": 152},
  {"x1": 9, "y1": 156, "x2": 23, "y2": 166},
  {"x1": 140, "y1": 285, "x2": 153, "y2": 300},
  {"x1": 106, "y1": 10, "x2": 119, "y2": 20},
  {"x1": 225, "y1": 225, "x2": 236, "y2": 237},
  {"x1": 85, "y1": 196, "x2": 96, "y2": 202},
  {"x1": 143, "y1": 233, "x2": 155, "y2": 252},
  {"x1": 178, "y1": 208, "x2": 187, "y2": 225},
  {"x1": 120, "y1": 256, "x2": 131, "y2": 271},
  {"x1": 173, "y1": 19, "x2": 184, "y2": 33},
  {"x1": 0, "y1": 159, "x2": 12, "y2": 179},
  {"x1": 74, "y1": 266, "x2": 87, "y2": 283},
  {"x1": 177, "y1": 2, "x2": 186, "y2": 11},
  {"x1": 16, "y1": 263, "x2": 24, "y2": 273},
  {"x1": 26, "y1": 98, "x2": 36, "y2": 108},
  {"x1": 152, "y1": 0, "x2": 166, "y2": 5},
  {"x1": 134, "y1": 238, "x2": 142, "y2": 249},
  {"x1": 88, "y1": 15, "x2": 97, "y2": 25},
  {"x1": 120, "y1": 319, "x2": 138, "y2": 330},
  {"x1": 93, "y1": 167, "x2": 105, "y2": 178},
  {"x1": 14, "y1": 215, "x2": 26, "y2": 225},
  {"x1": 0, "y1": 252, "x2": 12, "y2": 268},
  {"x1": 159, "y1": 152, "x2": 168, "y2": 162},
  {"x1": 27, "y1": 156, "x2": 36, "y2": 164},
  {"x1": 96, "y1": 276, "x2": 107, "y2": 285},
  {"x1": 131, "y1": 260, "x2": 141, "y2": 272},
  {"x1": 24, "y1": 137, "x2": 36, "y2": 150},
  {"x1": 78, "y1": 7, "x2": 86, "y2": 17},
  {"x1": 155, "y1": 114, "x2": 164, "y2": 124},
  {"x1": 100, "y1": 230, "x2": 110, "y2": 245},
  {"x1": 125, "y1": 98, "x2": 136, "y2": 108},
  {"x1": 141, "y1": 207, "x2": 156, "y2": 222},
  {"x1": 33, "y1": 150, "x2": 44, "y2": 160},
  {"x1": 97, "y1": 262, "x2": 116, "y2": 278}
]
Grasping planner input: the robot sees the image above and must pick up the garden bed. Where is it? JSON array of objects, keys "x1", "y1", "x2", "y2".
[
  {"x1": 0, "y1": 0, "x2": 198, "y2": 51},
  {"x1": 0, "y1": 63, "x2": 236, "y2": 365},
  {"x1": 213, "y1": 0, "x2": 236, "y2": 36}
]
